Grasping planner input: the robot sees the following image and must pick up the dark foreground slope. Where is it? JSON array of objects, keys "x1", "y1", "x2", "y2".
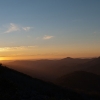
[{"x1": 0, "y1": 64, "x2": 87, "y2": 100}]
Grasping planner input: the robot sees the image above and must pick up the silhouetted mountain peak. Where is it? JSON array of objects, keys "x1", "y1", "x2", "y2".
[
  {"x1": 89, "y1": 56, "x2": 100, "y2": 65},
  {"x1": 66, "y1": 57, "x2": 73, "y2": 59},
  {"x1": 61, "y1": 57, "x2": 74, "y2": 61},
  {"x1": 64, "y1": 57, "x2": 73, "y2": 59},
  {"x1": 95, "y1": 56, "x2": 100, "y2": 61}
]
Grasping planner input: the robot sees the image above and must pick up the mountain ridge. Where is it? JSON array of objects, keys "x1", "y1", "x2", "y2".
[{"x1": 0, "y1": 63, "x2": 87, "y2": 100}]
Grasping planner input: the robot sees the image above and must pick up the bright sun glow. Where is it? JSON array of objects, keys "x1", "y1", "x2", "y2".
[{"x1": 0, "y1": 57, "x2": 5, "y2": 60}]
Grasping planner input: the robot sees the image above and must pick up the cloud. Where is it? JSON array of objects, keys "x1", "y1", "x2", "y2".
[
  {"x1": 22, "y1": 27, "x2": 31, "y2": 31},
  {"x1": 0, "y1": 46, "x2": 37, "y2": 52},
  {"x1": 4, "y1": 23, "x2": 20, "y2": 33},
  {"x1": 4, "y1": 23, "x2": 33, "y2": 33},
  {"x1": 43, "y1": 35, "x2": 54, "y2": 40}
]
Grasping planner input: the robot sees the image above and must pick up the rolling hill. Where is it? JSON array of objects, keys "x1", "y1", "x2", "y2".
[
  {"x1": 4, "y1": 57, "x2": 90, "y2": 81},
  {"x1": 1, "y1": 57, "x2": 100, "y2": 99},
  {"x1": 53, "y1": 57, "x2": 100, "y2": 99},
  {"x1": 55, "y1": 71, "x2": 100, "y2": 100},
  {"x1": 0, "y1": 63, "x2": 87, "y2": 100}
]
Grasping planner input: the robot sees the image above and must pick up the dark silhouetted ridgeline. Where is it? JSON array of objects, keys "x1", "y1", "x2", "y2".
[
  {"x1": 1, "y1": 57, "x2": 100, "y2": 99},
  {"x1": 0, "y1": 63, "x2": 86, "y2": 100}
]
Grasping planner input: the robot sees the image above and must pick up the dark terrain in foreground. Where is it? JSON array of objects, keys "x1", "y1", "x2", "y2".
[
  {"x1": 1, "y1": 57, "x2": 100, "y2": 100},
  {"x1": 0, "y1": 63, "x2": 98, "y2": 100}
]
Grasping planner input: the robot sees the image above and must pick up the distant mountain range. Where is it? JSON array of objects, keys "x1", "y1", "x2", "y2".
[
  {"x1": 0, "y1": 63, "x2": 88, "y2": 100},
  {"x1": 4, "y1": 57, "x2": 91, "y2": 81},
  {"x1": 3, "y1": 57, "x2": 100, "y2": 81},
  {"x1": 1, "y1": 57, "x2": 100, "y2": 99}
]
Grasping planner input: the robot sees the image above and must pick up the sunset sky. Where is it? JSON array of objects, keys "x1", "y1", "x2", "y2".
[{"x1": 0, "y1": 0, "x2": 100, "y2": 60}]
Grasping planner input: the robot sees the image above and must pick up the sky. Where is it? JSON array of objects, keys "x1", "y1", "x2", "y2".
[{"x1": 0, "y1": 0, "x2": 100, "y2": 60}]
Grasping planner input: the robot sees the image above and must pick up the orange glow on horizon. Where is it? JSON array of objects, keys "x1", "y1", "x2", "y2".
[
  {"x1": 0, "y1": 53, "x2": 99, "y2": 61},
  {"x1": 0, "y1": 57, "x2": 6, "y2": 61}
]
